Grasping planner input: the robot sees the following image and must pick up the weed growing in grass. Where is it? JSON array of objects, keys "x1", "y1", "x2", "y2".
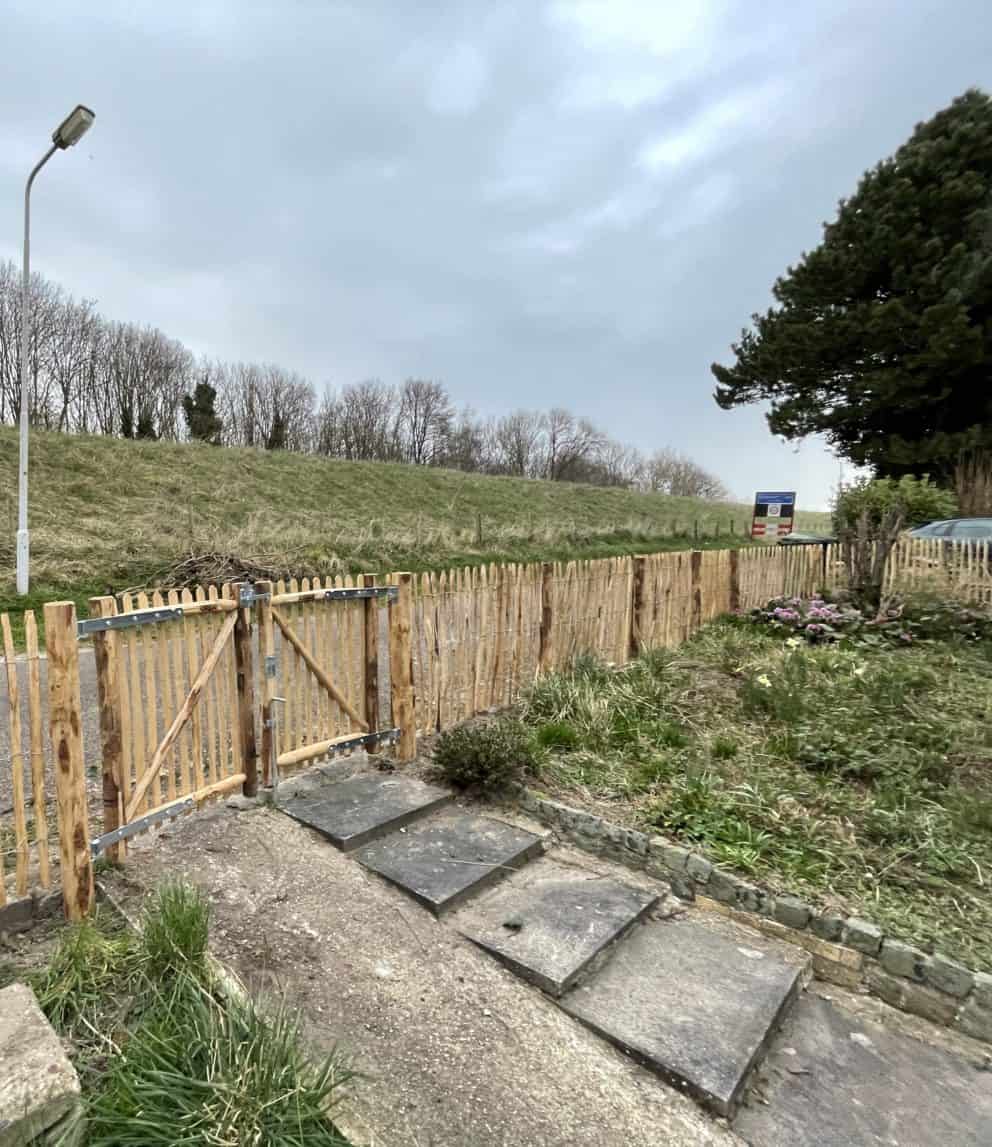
[{"x1": 518, "y1": 620, "x2": 992, "y2": 969}]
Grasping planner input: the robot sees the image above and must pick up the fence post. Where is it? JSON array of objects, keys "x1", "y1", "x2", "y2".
[
  {"x1": 629, "y1": 555, "x2": 647, "y2": 659},
  {"x1": 388, "y1": 572, "x2": 416, "y2": 762},
  {"x1": 728, "y1": 549, "x2": 741, "y2": 614},
  {"x1": 89, "y1": 596, "x2": 124, "y2": 861},
  {"x1": 233, "y1": 584, "x2": 259, "y2": 796},
  {"x1": 256, "y1": 581, "x2": 275, "y2": 787},
  {"x1": 539, "y1": 562, "x2": 554, "y2": 674},
  {"x1": 44, "y1": 601, "x2": 93, "y2": 921},
  {"x1": 361, "y1": 574, "x2": 381, "y2": 752},
  {"x1": 690, "y1": 550, "x2": 703, "y2": 634}
]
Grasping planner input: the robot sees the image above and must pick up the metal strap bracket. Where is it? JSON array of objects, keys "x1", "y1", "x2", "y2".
[
  {"x1": 239, "y1": 584, "x2": 272, "y2": 608},
  {"x1": 78, "y1": 607, "x2": 183, "y2": 637},
  {"x1": 90, "y1": 796, "x2": 195, "y2": 856},
  {"x1": 322, "y1": 587, "x2": 398, "y2": 602}
]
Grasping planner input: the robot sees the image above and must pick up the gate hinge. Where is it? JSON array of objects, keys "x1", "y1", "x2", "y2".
[{"x1": 239, "y1": 585, "x2": 271, "y2": 608}]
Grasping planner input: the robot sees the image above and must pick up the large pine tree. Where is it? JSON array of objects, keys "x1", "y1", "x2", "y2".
[{"x1": 712, "y1": 89, "x2": 992, "y2": 482}]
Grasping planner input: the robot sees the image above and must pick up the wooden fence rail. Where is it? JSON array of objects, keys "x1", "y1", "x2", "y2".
[{"x1": 3, "y1": 535, "x2": 991, "y2": 918}]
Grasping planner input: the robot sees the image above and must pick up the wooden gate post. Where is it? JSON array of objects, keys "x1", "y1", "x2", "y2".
[
  {"x1": 360, "y1": 574, "x2": 381, "y2": 753},
  {"x1": 232, "y1": 584, "x2": 259, "y2": 796},
  {"x1": 629, "y1": 555, "x2": 647, "y2": 659},
  {"x1": 89, "y1": 596, "x2": 124, "y2": 861},
  {"x1": 728, "y1": 549, "x2": 741, "y2": 614},
  {"x1": 256, "y1": 581, "x2": 275, "y2": 787},
  {"x1": 690, "y1": 550, "x2": 703, "y2": 635},
  {"x1": 538, "y1": 562, "x2": 554, "y2": 674},
  {"x1": 388, "y1": 572, "x2": 416, "y2": 762},
  {"x1": 44, "y1": 601, "x2": 93, "y2": 921}
]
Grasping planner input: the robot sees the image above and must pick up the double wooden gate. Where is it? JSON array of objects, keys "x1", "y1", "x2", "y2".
[{"x1": 83, "y1": 576, "x2": 415, "y2": 864}]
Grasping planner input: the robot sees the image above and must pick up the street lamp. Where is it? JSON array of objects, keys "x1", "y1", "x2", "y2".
[{"x1": 17, "y1": 104, "x2": 95, "y2": 594}]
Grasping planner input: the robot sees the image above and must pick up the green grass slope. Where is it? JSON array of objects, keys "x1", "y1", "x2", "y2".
[{"x1": 0, "y1": 426, "x2": 828, "y2": 611}]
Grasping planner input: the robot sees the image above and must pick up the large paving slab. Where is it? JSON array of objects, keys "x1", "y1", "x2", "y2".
[
  {"x1": 355, "y1": 810, "x2": 543, "y2": 914},
  {"x1": 562, "y1": 911, "x2": 806, "y2": 1117},
  {"x1": 102, "y1": 803, "x2": 736, "y2": 1147},
  {"x1": 0, "y1": 982, "x2": 80, "y2": 1146},
  {"x1": 278, "y1": 773, "x2": 452, "y2": 851},
  {"x1": 455, "y1": 857, "x2": 658, "y2": 996},
  {"x1": 734, "y1": 990, "x2": 992, "y2": 1146}
]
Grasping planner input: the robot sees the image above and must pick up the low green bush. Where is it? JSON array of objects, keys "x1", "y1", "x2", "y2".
[{"x1": 433, "y1": 718, "x2": 541, "y2": 791}]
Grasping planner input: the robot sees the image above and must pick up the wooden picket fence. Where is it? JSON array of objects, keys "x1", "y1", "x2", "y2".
[{"x1": 2, "y1": 535, "x2": 991, "y2": 919}]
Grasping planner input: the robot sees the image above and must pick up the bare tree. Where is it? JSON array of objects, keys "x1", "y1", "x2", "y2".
[
  {"x1": 396, "y1": 378, "x2": 453, "y2": 465},
  {"x1": 492, "y1": 410, "x2": 544, "y2": 476},
  {"x1": 642, "y1": 449, "x2": 728, "y2": 499}
]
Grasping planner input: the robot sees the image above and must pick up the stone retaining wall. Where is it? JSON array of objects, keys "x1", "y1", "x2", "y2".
[{"x1": 513, "y1": 787, "x2": 992, "y2": 1045}]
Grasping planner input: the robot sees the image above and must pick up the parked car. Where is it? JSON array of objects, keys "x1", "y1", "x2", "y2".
[
  {"x1": 777, "y1": 531, "x2": 837, "y2": 546},
  {"x1": 907, "y1": 518, "x2": 992, "y2": 541}
]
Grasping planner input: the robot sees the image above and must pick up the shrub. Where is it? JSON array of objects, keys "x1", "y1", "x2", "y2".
[
  {"x1": 833, "y1": 476, "x2": 957, "y2": 608},
  {"x1": 433, "y1": 718, "x2": 540, "y2": 791}
]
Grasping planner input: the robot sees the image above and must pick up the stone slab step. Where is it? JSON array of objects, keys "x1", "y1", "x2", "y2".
[
  {"x1": 733, "y1": 992, "x2": 992, "y2": 1146},
  {"x1": 562, "y1": 912, "x2": 806, "y2": 1117},
  {"x1": 455, "y1": 858, "x2": 658, "y2": 996},
  {"x1": 355, "y1": 811, "x2": 544, "y2": 915},
  {"x1": 279, "y1": 773, "x2": 452, "y2": 851}
]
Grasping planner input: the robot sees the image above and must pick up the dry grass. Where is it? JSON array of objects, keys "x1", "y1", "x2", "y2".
[{"x1": 0, "y1": 425, "x2": 828, "y2": 594}]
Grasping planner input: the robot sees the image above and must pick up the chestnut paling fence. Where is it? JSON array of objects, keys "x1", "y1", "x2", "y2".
[{"x1": 1, "y1": 536, "x2": 989, "y2": 918}]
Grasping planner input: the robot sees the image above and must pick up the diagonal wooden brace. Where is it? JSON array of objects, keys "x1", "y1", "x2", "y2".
[
  {"x1": 270, "y1": 605, "x2": 369, "y2": 732},
  {"x1": 124, "y1": 609, "x2": 238, "y2": 821}
]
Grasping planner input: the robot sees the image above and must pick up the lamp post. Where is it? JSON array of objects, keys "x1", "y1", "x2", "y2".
[{"x1": 17, "y1": 104, "x2": 95, "y2": 595}]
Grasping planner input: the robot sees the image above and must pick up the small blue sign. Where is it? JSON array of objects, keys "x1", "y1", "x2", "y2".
[{"x1": 755, "y1": 491, "x2": 796, "y2": 504}]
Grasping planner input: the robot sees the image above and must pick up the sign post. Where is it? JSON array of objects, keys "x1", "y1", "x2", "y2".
[{"x1": 751, "y1": 491, "x2": 796, "y2": 540}]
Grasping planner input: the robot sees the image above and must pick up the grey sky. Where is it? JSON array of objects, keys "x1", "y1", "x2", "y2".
[{"x1": 2, "y1": 1, "x2": 989, "y2": 509}]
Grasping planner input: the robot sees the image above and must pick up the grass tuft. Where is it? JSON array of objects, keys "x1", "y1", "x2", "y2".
[
  {"x1": 140, "y1": 881, "x2": 210, "y2": 979},
  {"x1": 32, "y1": 882, "x2": 351, "y2": 1146}
]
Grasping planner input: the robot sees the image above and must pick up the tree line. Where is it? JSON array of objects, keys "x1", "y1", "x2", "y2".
[{"x1": 0, "y1": 259, "x2": 727, "y2": 498}]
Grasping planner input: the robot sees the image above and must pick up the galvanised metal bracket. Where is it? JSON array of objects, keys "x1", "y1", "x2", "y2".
[
  {"x1": 90, "y1": 796, "x2": 195, "y2": 856},
  {"x1": 335, "y1": 728, "x2": 400, "y2": 754},
  {"x1": 322, "y1": 587, "x2": 398, "y2": 602},
  {"x1": 239, "y1": 584, "x2": 272, "y2": 608},
  {"x1": 78, "y1": 607, "x2": 183, "y2": 637},
  {"x1": 264, "y1": 654, "x2": 278, "y2": 678}
]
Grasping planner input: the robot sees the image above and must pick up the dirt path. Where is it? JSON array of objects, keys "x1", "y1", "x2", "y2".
[{"x1": 102, "y1": 799, "x2": 737, "y2": 1147}]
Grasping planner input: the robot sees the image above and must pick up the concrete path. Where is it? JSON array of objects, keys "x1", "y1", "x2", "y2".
[
  {"x1": 103, "y1": 800, "x2": 737, "y2": 1147},
  {"x1": 101, "y1": 765, "x2": 992, "y2": 1147}
]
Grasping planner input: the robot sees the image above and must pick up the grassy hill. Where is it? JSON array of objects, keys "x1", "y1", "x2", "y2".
[{"x1": 0, "y1": 427, "x2": 829, "y2": 618}]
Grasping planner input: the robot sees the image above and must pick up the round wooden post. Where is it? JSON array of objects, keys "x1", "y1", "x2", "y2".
[
  {"x1": 233, "y1": 584, "x2": 259, "y2": 796},
  {"x1": 89, "y1": 596, "x2": 124, "y2": 861},
  {"x1": 388, "y1": 572, "x2": 416, "y2": 762},
  {"x1": 360, "y1": 574, "x2": 381, "y2": 753},
  {"x1": 538, "y1": 562, "x2": 554, "y2": 674},
  {"x1": 629, "y1": 555, "x2": 647, "y2": 659},
  {"x1": 44, "y1": 601, "x2": 94, "y2": 921}
]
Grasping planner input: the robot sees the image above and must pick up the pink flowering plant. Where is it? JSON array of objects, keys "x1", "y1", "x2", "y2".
[
  {"x1": 750, "y1": 593, "x2": 992, "y2": 649},
  {"x1": 750, "y1": 595, "x2": 912, "y2": 645}
]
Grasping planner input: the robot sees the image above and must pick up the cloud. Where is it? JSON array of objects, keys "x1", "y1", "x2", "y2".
[{"x1": 0, "y1": 0, "x2": 988, "y2": 510}]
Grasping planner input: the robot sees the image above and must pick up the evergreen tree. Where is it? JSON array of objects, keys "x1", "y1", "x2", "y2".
[
  {"x1": 182, "y1": 380, "x2": 223, "y2": 444},
  {"x1": 712, "y1": 89, "x2": 992, "y2": 483}
]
